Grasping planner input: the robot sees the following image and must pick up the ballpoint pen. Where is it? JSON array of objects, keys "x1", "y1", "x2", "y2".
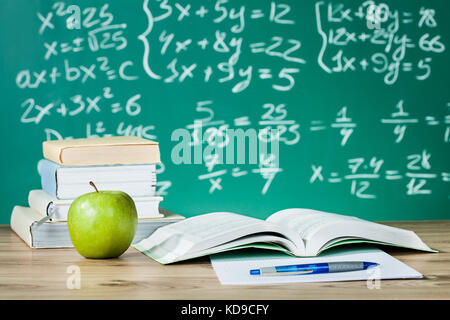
[{"x1": 250, "y1": 261, "x2": 379, "y2": 276}]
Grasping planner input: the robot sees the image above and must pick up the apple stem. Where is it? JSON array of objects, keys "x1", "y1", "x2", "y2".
[{"x1": 89, "y1": 181, "x2": 99, "y2": 193}]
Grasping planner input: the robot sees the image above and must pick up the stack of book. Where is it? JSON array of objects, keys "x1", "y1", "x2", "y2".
[{"x1": 10, "y1": 136, "x2": 184, "y2": 248}]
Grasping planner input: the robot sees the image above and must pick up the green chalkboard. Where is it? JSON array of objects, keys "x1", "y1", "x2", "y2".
[{"x1": 1, "y1": 0, "x2": 449, "y2": 224}]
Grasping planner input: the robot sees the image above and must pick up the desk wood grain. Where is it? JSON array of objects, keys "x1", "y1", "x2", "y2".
[{"x1": 0, "y1": 221, "x2": 449, "y2": 300}]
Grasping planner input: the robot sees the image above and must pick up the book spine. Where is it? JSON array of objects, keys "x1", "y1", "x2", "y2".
[
  {"x1": 10, "y1": 206, "x2": 33, "y2": 248},
  {"x1": 28, "y1": 190, "x2": 51, "y2": 217},
  {"x1": 37, "y1": 160, "x2": 58, "y2": 198},
  {"x1": 42, "y1": 141, "x2": 63, "y2": 164}
]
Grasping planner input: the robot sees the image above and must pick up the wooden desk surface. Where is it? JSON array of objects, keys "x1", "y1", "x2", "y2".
[{"x1": 1, "y1": 221, "x2": 449, "y2": 300}]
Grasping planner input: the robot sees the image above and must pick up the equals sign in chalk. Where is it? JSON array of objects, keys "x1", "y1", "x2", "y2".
[
  {"x1": 106, "y1": 69, "x2": 117, "y2": 80},
  {"x1": 234, "y1": 116, "x2": 251, "y2": 126},
  {"x1": 110, "y1": 103, "x2": 121, "y2": 113},
  {"x1": 258, "y1": 68, "x2": 273, "y2": 79},
  {"x1": 425, "y1": 116, "x2": 439, "y2": 126},
  {"x1": 250, "y1": 9, "x2": 264, "y2": 19},
  {"x1": 310, "y1": 120, "x2": 326, "y2": 131},
  {"x1": 402, "y1": 62, "x2": 413, "y2": 72},
  {"x1": 328, "y1": 172, "x2": 342, "y2": 183},
  {"x1": 385, "y1": 170, "x2": 402, "y2": 180},
  {"x1": 401, "y1": 12, "x2": 413, "y2": 24},
  {"x1": 444, "y1": 115, "x2": 450, "y2": 124},
  {"x1": 250, "y1": 42, "x2": 265, "y2": 53},
  {"x1": 441, "y1": 172, "x2": 450, "y2": 182}
]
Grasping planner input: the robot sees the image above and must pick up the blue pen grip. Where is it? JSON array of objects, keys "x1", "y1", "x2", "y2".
[{"x1": 275, "y1": 263, "x2": 329, "y2": 274}]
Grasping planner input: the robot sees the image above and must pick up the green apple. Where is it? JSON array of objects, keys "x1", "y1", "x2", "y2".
[{"x1": 68, "y1": 181, "x2": 138, "y2": 259}]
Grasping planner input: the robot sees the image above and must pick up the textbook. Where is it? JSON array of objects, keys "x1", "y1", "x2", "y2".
[
  {"x1": 10, "y1": 206, "x2": 184, "y2": 248},
  {"x1": 134, "y1": 208, "x2": 436, "y2": 264},
  {"x1": 38, "y1": 159, "x2": 157, "y2": 199},
  {"x1": 42, "y1": 136, "x2": 160, "y2": 166},
  {"x1": 28, "y1": 190, "x2": 163, "y2": 221}
]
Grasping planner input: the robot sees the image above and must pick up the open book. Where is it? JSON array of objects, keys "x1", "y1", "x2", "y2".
[{"x1": 133, "y1": 208, "x2": 436, "y2": 264}]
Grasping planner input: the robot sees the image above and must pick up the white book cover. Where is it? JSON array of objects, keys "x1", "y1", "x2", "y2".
[
  {"x1": 28, "y1": 189, "x2": 163, "y2": 221},
  {"x1": 38, "y1": 160, "x2": 157, "y2": 199}
]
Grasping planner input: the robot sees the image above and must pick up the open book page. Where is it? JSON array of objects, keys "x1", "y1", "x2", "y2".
[
  {"x1": 165, "y1": 235, "x2": 300, "y2": 264},
  {"x1": 267, "y1": 208, "x2": 435, "y2": 256},
  {"x1": 134, "y1": 212, "x2": 304, "y2": 264}
]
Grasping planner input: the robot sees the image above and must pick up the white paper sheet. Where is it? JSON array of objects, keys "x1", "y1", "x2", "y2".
[{"x1": 210, "y1": 247, "x2": 422, "y2": 285}]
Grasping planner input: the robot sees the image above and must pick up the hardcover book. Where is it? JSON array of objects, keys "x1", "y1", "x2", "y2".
[
  {"x1": 42, "y1": 136, "x2": 160, "y2": 166},
  {"x1": 28, "y1": 190, "x2": 163, "y2": 221},
  {"x1": 38, "y1": 160, "x2": 157, "y2": 199}
]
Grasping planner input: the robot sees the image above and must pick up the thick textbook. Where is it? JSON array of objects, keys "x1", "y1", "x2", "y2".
[
  {"x1": 134, "y1": 208, "x2": 436, "y2": 264},
  {"x1": 42, "y1": 136, "x2": 160, "y2": 166},
  {"x1": 10, "y1": 206, "x2": 184, "y2": 248},
  {"x1": 28, "y1": 190, "x2": 163, "y2": 221},
  {"x1": 38, "y1": 159, "x2": 157, "y2": 199}
]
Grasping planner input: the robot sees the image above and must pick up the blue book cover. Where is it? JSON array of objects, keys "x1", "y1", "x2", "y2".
[{"x1": 37, "y1": 159, "x2": 59, "y2": 198}]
